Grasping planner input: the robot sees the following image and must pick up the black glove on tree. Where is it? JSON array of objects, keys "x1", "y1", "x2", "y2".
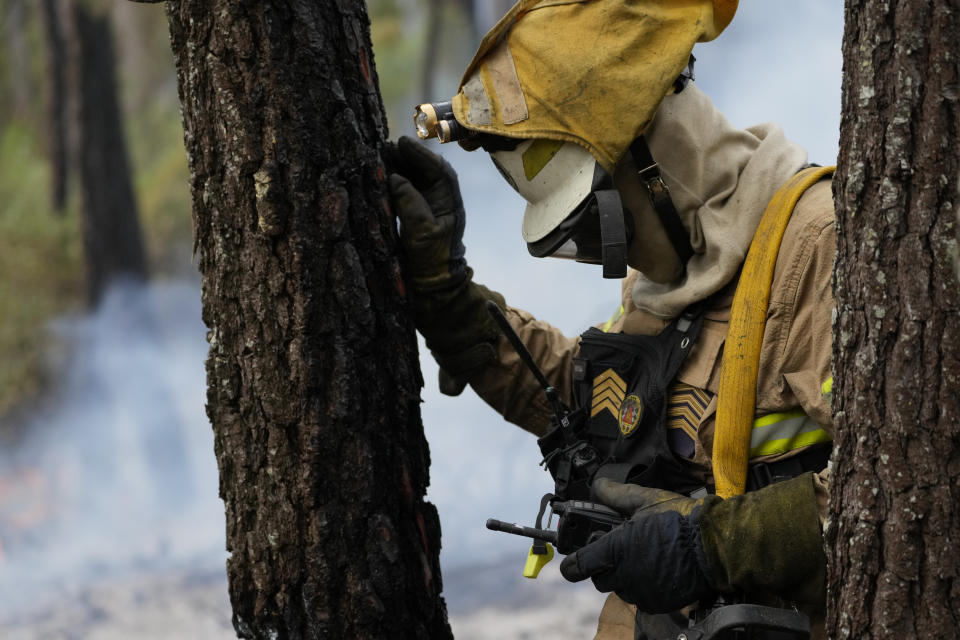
[
  {"x1": 388, "y1": 136, "x2": 467, "y2": 291},
  {"x1": 388, "y1": 136, "x2": 505, "y2": 395}
]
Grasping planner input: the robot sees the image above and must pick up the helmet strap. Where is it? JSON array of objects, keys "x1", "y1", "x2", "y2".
[
  {"x1": 629, "y1": 136, "x2": 695, "y2": 269},
  {"x1": 595, "y1": 189, "x2": 628, "y2": 279}
]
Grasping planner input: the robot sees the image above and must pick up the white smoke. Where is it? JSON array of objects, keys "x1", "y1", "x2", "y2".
[
  {"x1": 0, "y1": 278, "x2": 224, "y2": 614},
  {"x1": 0, "y1": 2, "x2": 844, "y2": 632},
  {"x1": 0, "y1": 270, "x2": 599, "y2": 630}
]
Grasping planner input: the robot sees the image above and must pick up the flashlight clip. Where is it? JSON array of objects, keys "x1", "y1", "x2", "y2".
[{"x1": 414, "y1": 100, "x2": 475, "y2": 144}]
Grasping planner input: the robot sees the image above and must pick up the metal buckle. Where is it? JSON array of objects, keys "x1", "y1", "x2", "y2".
[
  {"x1": 748, "y1": 462, "x2": 774, "y2": 490},
  {"x1": 636, "y1": 163, "x2": 670, "y2": 200},
  {"x1": 636, "y1": 162, "x2": 660, "y2": 183}
]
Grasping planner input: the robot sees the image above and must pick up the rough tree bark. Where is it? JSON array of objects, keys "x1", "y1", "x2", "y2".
[
  {"x1": 829, "y1": 2, "x2": 960, "y2": 638},
  {"x1": 62, "y1": 0, "x2": 148, "y2": 304},
  {"x1": 159, "y1": 1, "x2": 452, "y2": 638}
]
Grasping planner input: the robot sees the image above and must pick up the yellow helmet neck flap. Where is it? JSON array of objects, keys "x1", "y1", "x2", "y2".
[{"x1": 448, "y1": 0, "x2": 737, "y2": 173}]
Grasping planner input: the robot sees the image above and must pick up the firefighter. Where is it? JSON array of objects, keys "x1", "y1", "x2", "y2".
[{"x1": 388, "y1": 0, "x2": 834, "y2": 636}]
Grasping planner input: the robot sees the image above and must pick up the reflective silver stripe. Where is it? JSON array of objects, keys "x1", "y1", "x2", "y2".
[{"x1": 750, "y1": 410, "x2": 831, "y2": 457}]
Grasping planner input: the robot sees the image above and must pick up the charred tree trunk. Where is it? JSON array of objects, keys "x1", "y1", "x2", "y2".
[
  {"x1": 162, "y1": 1, "x2": 451, "y2": 638},
  {"x1": 40, "y1": 0, "x2": 69, "y2": 212},
  {"x1": 62, "y1": 0, "x2": 148, "y2": 305},
  {"x1": 828, "y1": 2, "x2": 960, "y2": 638}
]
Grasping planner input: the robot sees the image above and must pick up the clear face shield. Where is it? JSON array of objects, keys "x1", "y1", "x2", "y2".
[
  {"x1": 490, "y1": 142, "x2": 633, "y2": 279},
  {"x1": 525, "y1": 189, "x2": 634, "y2": 269}
]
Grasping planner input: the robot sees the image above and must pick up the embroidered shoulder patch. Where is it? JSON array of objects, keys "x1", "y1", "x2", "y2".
[
  {"x1": 618, "y1": 394, "x2": 643, "y2": 436},
  {"x1": 591, "y1": 369, "x2": 626, "y2": 419}
]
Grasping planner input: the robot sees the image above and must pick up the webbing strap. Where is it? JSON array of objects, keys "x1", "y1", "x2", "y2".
[
  {"x1": 629, "y1": 137, "x2": 695, "y2": 266},
  {"x1": 712, "y1": 166, "x2": 835, "y2": 499},
  {"x1": 595, "y1": 189, "x2": 628, "y2": 279}
]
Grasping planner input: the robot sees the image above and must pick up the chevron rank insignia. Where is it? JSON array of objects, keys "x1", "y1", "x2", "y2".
[
  {"x1": 618, "y1": 394, "x2": 643, "y2": 436},
  {"x1": 591, "y1": 368, "x2": 626, "y2": 419}
]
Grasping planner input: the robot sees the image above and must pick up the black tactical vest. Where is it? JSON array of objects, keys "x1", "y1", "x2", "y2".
[{"x1": 536, "y1": 308, "x2": 704, "y2": 502}]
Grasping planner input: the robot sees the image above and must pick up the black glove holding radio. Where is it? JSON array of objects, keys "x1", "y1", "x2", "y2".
[
  {"x1": 560, "y1": 478, "x2": 717, "y2": 613},
  {"x1": 388, "y1": 136, "x2": 506, "y2": 395},
  {"x1": 560, "y1": 474, "x2": 827, "y2": 613}
]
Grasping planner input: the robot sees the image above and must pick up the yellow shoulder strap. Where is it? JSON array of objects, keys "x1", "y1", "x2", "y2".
[{"x1": 712, "y1": 166, "x2": 835, "y2": 499}]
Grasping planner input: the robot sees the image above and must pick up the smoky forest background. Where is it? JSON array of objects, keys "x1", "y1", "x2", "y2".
[{"x1": 0, "y1": 1, "x2": 842, "y2": 638}]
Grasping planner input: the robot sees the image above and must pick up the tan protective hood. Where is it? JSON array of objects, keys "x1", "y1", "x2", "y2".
[
  {"x1": 452, "y1": 0, "x2": 738, "y2": 172},
  {"x1": 627, "y1": 84, "x2": 810, "y2": 318}
]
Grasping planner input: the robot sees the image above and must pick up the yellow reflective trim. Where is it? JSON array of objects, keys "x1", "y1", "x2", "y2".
[
  {"x1": 751, "y1": 409, "x2": 805, "y2": 429},
  {"x1": 749, "y1": 410, "x2": 833, "y2": 457},
  {"x1": 821, "y1": 377, "x2": 833, "y2": 396},
  {"x1": 750, "y1": 428, "x2": 833, "y2": 458},
  {"x1": 602, "y1": 304, "x2": 625, "y2": 333}
]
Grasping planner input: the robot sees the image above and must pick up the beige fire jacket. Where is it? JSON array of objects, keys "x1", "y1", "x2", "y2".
[
  {"x1": 453, "y1": 83, "x2": 833, "y2": 637},
  {"x1": 467, "y1": 178, "x2": 835, "y2": 639},
  {"x1": 469, "y1": 178, "x2": 835, "y2": 477}
]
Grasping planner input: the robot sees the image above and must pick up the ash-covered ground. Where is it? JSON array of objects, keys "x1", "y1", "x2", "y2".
[
  {"x1": 0, "y1": 567, "x2": 234, "y2": 640},
  {"x1": 0, "y1": 558, "x2": 603, "y2": 640}
]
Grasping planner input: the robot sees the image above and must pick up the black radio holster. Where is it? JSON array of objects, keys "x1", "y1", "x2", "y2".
[{"x1": 536, "y1": 307, "x2": 704, "y2": 502}]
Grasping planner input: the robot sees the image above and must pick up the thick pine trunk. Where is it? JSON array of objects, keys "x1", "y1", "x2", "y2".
[
  {"x1": 163, "y1": 1, "x2": 452, "y2": 638},
  {"x1": 63, "y1": 0, "x2": 148, "y2": 304},
  {"x1": 40, "y1": 0, "x2": 69, "y2": 212},
  {"x1": 829, "y1": 2, "x2": 960, "y2": 638}
]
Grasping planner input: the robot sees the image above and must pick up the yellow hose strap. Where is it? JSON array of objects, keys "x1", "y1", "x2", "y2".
[{"x1": 712, "y1": 166, "x2": 835, "y2": 499}]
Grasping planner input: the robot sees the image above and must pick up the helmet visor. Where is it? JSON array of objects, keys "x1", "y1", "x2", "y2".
[{"x1": 490, "y1": 140, "x2": 599, "y2": 244}]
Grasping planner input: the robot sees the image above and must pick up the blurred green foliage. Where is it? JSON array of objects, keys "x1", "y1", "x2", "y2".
[
  {"x1": 370, "y1": 0, "x2": 418, "y2": 110},
  {"x1": 0, "y1": 125, "x2": 82, "y2": 418},
  {"x1": 0, "y1": 1, "x2": 192, "y2": 422},
  {"x1": 127, "y1": 100, "x2": 193, "y2": 274},
  {"x1": 371, "y1": 0, "x2": 478, "y2": 135},
  {"x1": 0, "y1": 0, "x2": 477, "y2": 423}
]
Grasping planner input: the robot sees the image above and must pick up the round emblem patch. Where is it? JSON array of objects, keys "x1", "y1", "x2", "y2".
[{"x1": 618, "y1": 394, "x2": 643, "y2": 436}]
